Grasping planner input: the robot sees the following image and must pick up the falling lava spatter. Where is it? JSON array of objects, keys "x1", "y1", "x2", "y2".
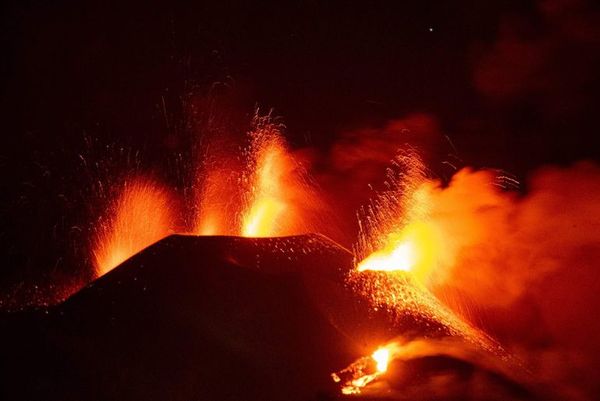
[
  {"x1": 92, "y1": 112, "x2": 323, "y2": 276},
  {"x1": 332, "y1": 343, "x2": 398, "y2": 395},
  {"x1": 332, "y1": 151, "x2": 504, "y2": 394},
  {"x1": 92, "y1": 176, "x2": 177, "y2": 276},
  {"x1": 241, "y1": 114, "x2": 291, "y2": 237}
]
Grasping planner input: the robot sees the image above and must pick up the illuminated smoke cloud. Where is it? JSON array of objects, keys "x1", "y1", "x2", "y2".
[{"x1": 381, "y1": 161, "x2": 600, "y2": 400}]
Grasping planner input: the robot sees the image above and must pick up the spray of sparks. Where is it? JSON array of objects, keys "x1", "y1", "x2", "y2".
[
  {"x1": 192, "y1": 112, "x2": 312, "y2": 238},
  {"x1": 92, "y1": 176, "x2": 176, "y2": 276},
  {"x1": 354, "y1": 149, "x2": 438, "y2": 281},
  {"x1": 93, "y1": 112, "x2": 324, "y2": 276},
  {"x1": 332, "y1": 150, "x2": 504, "y2": 394},
  {"x1": 241, "y1": 114, "x2": 290, "y2": 237}
]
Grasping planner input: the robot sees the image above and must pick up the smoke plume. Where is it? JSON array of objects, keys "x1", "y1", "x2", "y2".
[{"x1": 396, "y1": 162, "x2": 600, "y2": 400}]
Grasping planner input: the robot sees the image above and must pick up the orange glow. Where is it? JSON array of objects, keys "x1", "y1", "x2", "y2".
[
  {"x1": 241, "y1": 134, "x2": 289, "y2": 237},
  {"x1": 191, "y1": 113, "x2": 326, "y2": 238},
  {"x1": 332, "y1": 337, "x2": 511, "y2": 395},
  {"x1": 332, "y1": 343, "x2": 400, "y2": 395},
  {"x1": 357, "y1": 220, "x2": 442, "y2": 284},
  {"x1": 194, "y1": 166, "x2": 240, "y2": 236},
  {"x1": 372, "y1": 347, "x2": 390, "y2": 373},
  {"x1": 355, "y1": 151, "x2": 445, "y2": 286},
  {"x1": 355, "y1": 163, "x2": 600, "y2": 303},
  {"x1": 346, "y1": 153, "x2": 501, "y2": 396},
  {"x1": 240, "y1": 114, "x2": 317, "y2": 238},
  {"x1": 93, "y1": 177, "x2": 176, "y2": 276}
]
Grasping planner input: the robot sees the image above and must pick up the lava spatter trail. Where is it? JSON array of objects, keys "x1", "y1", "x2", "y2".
[
  {"x1": 330, "y1": 150, "x2": 514, "y2": 395},
  {"x1": 94, "y1": 112, "x2": 327, "y2": 278},
  {"x1": 92, "y1": 176, "x2": 178, "y2": 276}
]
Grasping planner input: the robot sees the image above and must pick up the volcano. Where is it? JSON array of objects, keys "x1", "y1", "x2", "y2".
[{"x1": 1, "y1": 235, "x2": 534, "y2": 401}]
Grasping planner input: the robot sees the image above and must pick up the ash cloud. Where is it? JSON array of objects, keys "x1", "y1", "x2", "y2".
[
  {"x1": 319, "y1": 123, "x2": 600, "y2": 399},
  {"x1": 409, "y1": 162, "x2": 600, "y2": 401}
]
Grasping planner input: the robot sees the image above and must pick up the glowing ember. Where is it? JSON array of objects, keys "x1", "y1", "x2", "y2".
[{"x1": 92, "y1": 177, "x2": 176, "y2": 276}]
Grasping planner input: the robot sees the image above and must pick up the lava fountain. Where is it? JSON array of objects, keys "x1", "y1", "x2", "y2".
[
  {"x1": 193, "y1": 112, "x2": 325, "y2": 238},
  {"x1": 331, "y1": 150, "x2": 507, "y2": 395},
  {"x1": 241, "y1": 115, "x2": 291, "y2": 237},
  {"x1": 194, "y1": 163, "x2": 241, "y2": 236},
  {"x1": 92, "y1": 176, "x2": 177, "y2": 276},
  {"x1": 354, "y1": 149, "x2": 444, "y2": 285},
  {"x1": 94, "y1": 112, "x2": 326, "y2": 278}
]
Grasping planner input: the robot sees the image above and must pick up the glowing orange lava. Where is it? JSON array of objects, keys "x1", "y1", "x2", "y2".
[
  {"x1": 357, "y1": 220, "x2": 442, "y2": 284},
  {"x1": 332, "y1": 343, "x2": 400, "y2": 395},
  {"x1": 194, "y1": 166, "x2": 240, "y2": 236},
  {"x1": 336, "y1": 153, "x2": 504, "y2": 395},
  {"x1": 240, "y1": 114, "x2": 309, "y2": 238},
  {"x1": 191, "y1": 113, "x2": 323, "y2": 238},
  {"x1": 241, "y1": 133, "x2": 289, "y2": 237},
  {"x1": 372, "y1": 347, "x2": 391, "y2": 373},
  {"x1": 93, "y1": 177, "x2": 176, "y2": 276},
  {"x1": 355, "y1": 152, "x2": 443, "y2": 286}
]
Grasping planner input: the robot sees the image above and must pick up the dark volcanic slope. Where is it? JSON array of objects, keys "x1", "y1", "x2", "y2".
[
  {"x1": 1, "y1": 234, "x2": 356, "y2": 401},
  {"x1": 0, "y1": 234, "x2": 535, "y2": 401}
]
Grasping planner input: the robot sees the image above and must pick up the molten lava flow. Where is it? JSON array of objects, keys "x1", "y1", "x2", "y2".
[
  {"x1": 332, "y1": 343, "x2": 399, "y2": 395},
  {"x1": 372, "y1": 347, "x2": 391, "y2": 373},
  {"x1": 332, "y1": 337, "x2": 520, "y2": 396},
  {"x1": 93, "y1": 177, "x2": 176, "y2": 276}
]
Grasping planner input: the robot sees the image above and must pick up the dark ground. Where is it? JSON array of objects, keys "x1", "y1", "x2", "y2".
[{"x1": 0, "y1": 235, "x2": 536, "y2": 400}]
